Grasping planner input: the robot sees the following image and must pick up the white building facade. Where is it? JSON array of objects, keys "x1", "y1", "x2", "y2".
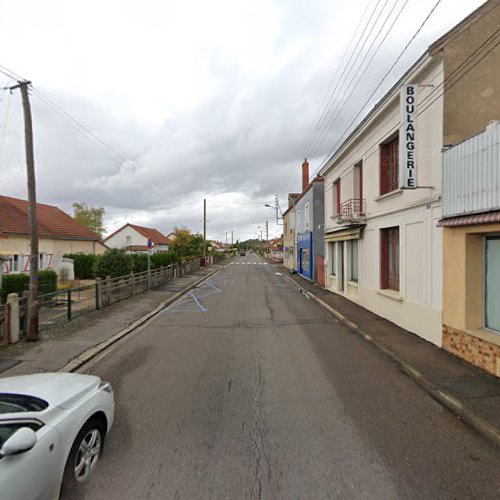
[
  {"x1": 104, "y1": 224, "x2": 170, "y2": 253},
  {"x1": 322, "y1": 54, "x2": 444, "y2": 346}
]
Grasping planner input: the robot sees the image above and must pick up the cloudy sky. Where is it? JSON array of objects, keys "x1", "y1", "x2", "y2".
[{"x1": 0, "y1": 0, "x2": 486, "y2": 241}]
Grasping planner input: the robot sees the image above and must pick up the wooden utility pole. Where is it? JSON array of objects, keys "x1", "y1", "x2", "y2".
[
  {"x1": 11, "y1": 80, "x2": 38, "y2": 340},
  {"x1": 203, "y1": 199, "x2": 207, "y2": 264}
]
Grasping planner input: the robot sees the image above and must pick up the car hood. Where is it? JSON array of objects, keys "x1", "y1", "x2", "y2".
[{"x1": 0, "y1": 373, "x2": 101, "y2": 410}]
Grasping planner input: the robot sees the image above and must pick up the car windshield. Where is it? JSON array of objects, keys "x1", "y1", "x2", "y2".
[{"x1": 0, "y1": 393, "x2": 48, "y2": 413}]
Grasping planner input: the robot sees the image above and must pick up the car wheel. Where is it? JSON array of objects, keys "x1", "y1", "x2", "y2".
[{"x1": 62, "y1": 418, "x2": 105, "y2": 490}]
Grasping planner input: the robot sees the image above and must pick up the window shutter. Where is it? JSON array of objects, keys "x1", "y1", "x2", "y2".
[{"x1": 380, "y1": 145, "x2": 389, "y2": 195}]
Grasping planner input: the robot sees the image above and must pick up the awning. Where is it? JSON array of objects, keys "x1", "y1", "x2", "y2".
[
  {"x1": 324, "y1": 227, "x2": 363, "y2": 242},
  {"x1": 438, "y1": 210, "x2": 500, "y2": 227}
]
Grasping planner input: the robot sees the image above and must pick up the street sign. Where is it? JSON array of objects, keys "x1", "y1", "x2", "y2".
[{"x1": 147, "y1": 238, "x2": 154, "y2": 249}]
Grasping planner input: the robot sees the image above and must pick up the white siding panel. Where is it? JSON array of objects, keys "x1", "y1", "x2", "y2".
[{"x1": 443, "y1": 121, "x2": 500, "y2": 217}]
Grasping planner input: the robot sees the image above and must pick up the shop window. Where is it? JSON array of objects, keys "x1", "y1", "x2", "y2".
[
  {"x1": 350, "y1": 240, "x2": 358, "y2": 282},
  {"x1": 380, "y1": 135, "x2": 399, "y2": 195},
  {"x1": 485, "y1": 236, "x2": 500, "y2": 332},
  {"x1": 380, "y1": 227, "x2": 399, "y2": 291}
]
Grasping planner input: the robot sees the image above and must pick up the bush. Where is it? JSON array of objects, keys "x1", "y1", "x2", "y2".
[
  {"x1": 130, "y1": 253, "x2": 148, "y2": 273},
  {"x1": 150, "y1": 251, "x2": 180, "y2": 268},
  {"x1": 38, "y1": 270, "x2": 58, "y2": 295},
  {"x1": 1, "y1": 274, "x2": 29, "y2": 301},
  {"x1": 95, "y1": 248, "x2": 131, "y2": 278},
  {"x1": 63, "y1": 253, "x2": 99, "y2": 279},
  {"x1": 1, "y1": 270, "x2": 57, "y2": 301}
]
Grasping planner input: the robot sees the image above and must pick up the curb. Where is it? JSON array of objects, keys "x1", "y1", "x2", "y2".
[
  {"x1": 59, "y1": 267, "x2": 221, "y2": 373},
  {"x1": 284, "y1": 274, "x2": 500, "y2": 448}
]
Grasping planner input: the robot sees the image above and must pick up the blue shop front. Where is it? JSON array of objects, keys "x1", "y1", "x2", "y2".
[{"x1": 297, "y1": 232, "x2": 313, "y2": 280}]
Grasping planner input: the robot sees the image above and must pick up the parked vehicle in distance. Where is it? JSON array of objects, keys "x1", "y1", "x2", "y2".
[
  {"x1": 240, "y1": 251, "x2": 246, "y2": 256},
  {"x1": 0, "y1": 372, "x2": 114, "y2": 500}
]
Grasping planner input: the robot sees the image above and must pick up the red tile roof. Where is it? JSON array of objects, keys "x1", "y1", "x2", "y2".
[
  {"x1": 0, "y1": 195, "x2": 102, "y2": 241},
  {"x1": 104, "y1": 223, "x2": 171, "y2": 245}
]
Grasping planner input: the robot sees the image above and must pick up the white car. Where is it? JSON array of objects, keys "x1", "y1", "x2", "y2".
[{"x1": 0, "y1": 372, "x2": 114, "y2": 500}]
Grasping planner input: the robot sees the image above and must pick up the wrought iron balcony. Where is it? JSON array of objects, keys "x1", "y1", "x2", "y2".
[{"x1": 332, "y1": 198, "x2": 366, "y2": 225}]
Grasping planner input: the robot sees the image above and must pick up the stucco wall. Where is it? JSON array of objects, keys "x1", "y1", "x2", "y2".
[
  {"x1": 441, "y1": 2, "x2": 500, "y2": 146},
  {"x1": 105, "y1": 226, "x2": 146, "y2": 249},
  {"x1": 323, "y1": 57, "x2": 444, "y2": 346},
  {"x1": 283, "y1": 210, "x2": 296, "y2": 270},
  {"x1": 0, "y1": 236, "x2": 106, "y2": 257}
]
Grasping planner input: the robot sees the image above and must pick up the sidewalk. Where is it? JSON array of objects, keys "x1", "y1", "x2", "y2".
[
  {"x1": 287, "y1": 271, "x2": 500, "y2": 447},
  {"x1": 0, "y1": 265, "x2": 222, "y2": 377}
]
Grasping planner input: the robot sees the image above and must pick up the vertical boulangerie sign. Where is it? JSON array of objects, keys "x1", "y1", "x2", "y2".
[{"x1": 400, "y1": 85, "x2": 418, "y2": 189}]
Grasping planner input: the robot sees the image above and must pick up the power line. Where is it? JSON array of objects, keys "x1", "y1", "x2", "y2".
[
  {"x1": 317, "y1": 26, "x2": 500, "y2": 180},
  {"x1": 304, "y1": 0, "x2": 399, "y2": 160},
  {"x1": 284, "y1": 0, "x2": 388, "y2": 192},
  {"x1": 305, "y1": 0, "x2": 411, "y2": 164},
  {"x1": 316, "y1": 0, "x2": 444, "y2": 175},
  {"x1": 285, "y1": 0, "x2": 406, "y2": 193}
]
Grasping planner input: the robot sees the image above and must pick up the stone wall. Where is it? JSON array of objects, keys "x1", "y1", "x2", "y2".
[{"x1": 443, "y1": 324, "x2": 500, "y2": 377}]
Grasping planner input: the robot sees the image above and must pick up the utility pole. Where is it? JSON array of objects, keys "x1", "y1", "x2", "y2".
[
  {"x1": 231, "y1": 231, "x2": 233, "y2": 246},
  {"x1": 11, "y1": 80, "x2": 38, "y2": 341},
  {"x1": 203, "y1": 199, "x2": 207, "y2": 265}
]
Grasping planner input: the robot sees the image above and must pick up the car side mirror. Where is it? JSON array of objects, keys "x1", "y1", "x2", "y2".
[{"x1": 0, "y1": 427, "x2": 37, "y2": 457}]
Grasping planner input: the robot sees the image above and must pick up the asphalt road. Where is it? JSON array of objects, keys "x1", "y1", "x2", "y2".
[{"x1": 68, "y1": 254, "x2": 500, "y2": 499}]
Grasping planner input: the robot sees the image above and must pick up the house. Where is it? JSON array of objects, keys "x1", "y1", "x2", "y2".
[
  {"x1": 321, "y1": 46, "x2": 443, "y2": 345},
  {"x1": 104, "y1": 223, "x2": 171, "y2": 253},
  {"x1": 434, "y1": 0, "x2": 500, "y2": 376},
  {"x1": 283, "y1": 194, "x2": 300, "y2": 271},
  {"x1": 294, "y1": 160, "x2": 325, "y2": 284},
  {"x1": 0, "y1": 194, "x2": 107, "y2": 276},
  {"x1": 320, "y1": 0, "x2": 500, "y2": 349},
  {"x1": 440, "y1": 123, "x2": 500, "y2": 377}
]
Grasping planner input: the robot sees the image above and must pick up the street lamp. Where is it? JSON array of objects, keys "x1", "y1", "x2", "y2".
[{"x1": 265, "y1": 196, "x2": 283, "y2": 225}]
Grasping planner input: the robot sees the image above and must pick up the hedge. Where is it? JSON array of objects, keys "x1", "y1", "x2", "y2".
[
  {"x1": 38, "y1": 270, "x2": 58, "y2": 295},
  {"x1": 63, "y1": 253, "x2": 99, "y2": 279},
  {"x1": 95, "y1": 249, "x2": 131, "y2": 278},
  {"x1": 1, "y1": 270, "x2": 58, "y2": 301}
]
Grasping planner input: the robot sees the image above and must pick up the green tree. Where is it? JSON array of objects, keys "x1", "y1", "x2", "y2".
[
  {"x1": 73, "y1": 203, "x2": 105, "y2": 237},
  {"x1": 170, "y1": 227, "x2": 204, "y2": 257}
]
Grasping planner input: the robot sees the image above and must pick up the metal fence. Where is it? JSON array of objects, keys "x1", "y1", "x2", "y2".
[
  {"x1": 38, "y1": 284, "x2": 97, "y2": 331},
  {"x1": 37, "y1": 260, "x2": 202, "y2": 331}
]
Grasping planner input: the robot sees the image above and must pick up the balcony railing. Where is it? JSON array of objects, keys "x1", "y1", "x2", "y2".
[{"x1": 333, "y1": 198, "x2": 366, "y2": 225}]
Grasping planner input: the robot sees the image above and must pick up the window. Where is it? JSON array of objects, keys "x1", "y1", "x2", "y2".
[
  {"x1": 354, "y1": 161, "x2": 363, "y2": 204},
  {"x1": 350, "y1": 240, "x2": 358, "y2": 282},
  {"x1": 305, "y1": 203, "x2": 310, "y2": 230},
  {"x1": 485, "y1": 236, "x2": 500, "y2": 332},
  {"x1": 380, "y1": 227, "x2": 399, "y2": 291},
  {"x1": 329, "y1": 242, "x2": 336, "y2": 276},
  {"x1": 332, "y1": 179, "x2": 341, "y2": 215},
  {"x1": 380, "y1": 135, "x2": 399, "y2": 195},
  {"x1": 0, "y1": 394, "x2": 48, "y2": 414},
  {"x1": 9, "y1": 254, "x2": 19, "y2": 272}
]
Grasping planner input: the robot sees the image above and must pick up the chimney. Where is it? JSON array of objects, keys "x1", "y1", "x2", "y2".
[{"x1": 302, "y1": 158, "x2": 309, "y2": 192}]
